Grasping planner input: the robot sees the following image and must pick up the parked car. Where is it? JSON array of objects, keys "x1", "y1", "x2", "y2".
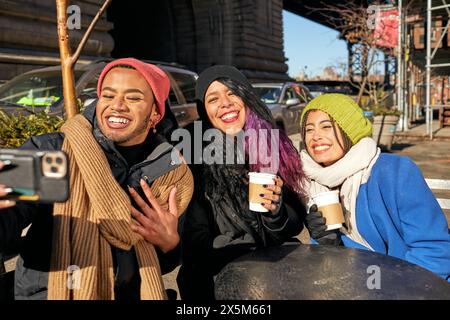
[
  {"x1": 252, "y1": 82, "x2": 313, "y2": 135},
  {"x1": 301, "y1": 80, "x2": 360, "y2": 101},
  {"x1": 0, "y1": 59, "x2": 199, "y2": 128}
]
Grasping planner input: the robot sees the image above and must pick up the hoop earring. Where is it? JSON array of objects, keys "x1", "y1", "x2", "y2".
[{"x1": 151, "y1": 114, "x2": 160, "y2": 134}]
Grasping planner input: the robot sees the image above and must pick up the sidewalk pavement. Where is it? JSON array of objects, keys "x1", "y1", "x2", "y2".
[
  {"x1": 394, "y1": 120, "x2": 450, "y2": 141},
  {"x1": 391, "y1": 139, "x2": 450, "y2": 180}
]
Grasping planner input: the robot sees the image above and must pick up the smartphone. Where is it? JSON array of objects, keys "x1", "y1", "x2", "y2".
[{"x1": 0, "y1": 149, "x2": 69, "y2": 203}]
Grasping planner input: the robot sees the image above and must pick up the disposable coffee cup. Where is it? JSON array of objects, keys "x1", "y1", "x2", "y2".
[
  {"x1": 248, "y1": 172, "x2": 276, "y2": 212},
  {"x1": 311, "y1": 190, "x2": 345, "y2": 231}
]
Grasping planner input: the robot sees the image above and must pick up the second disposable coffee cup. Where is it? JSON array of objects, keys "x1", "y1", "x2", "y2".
[
  {"x1": 248, "y1": 172, "x2": 276, "y2": 212},
  {"x1": 311, "y1": 190, "x2": 345, "y2": 231}
]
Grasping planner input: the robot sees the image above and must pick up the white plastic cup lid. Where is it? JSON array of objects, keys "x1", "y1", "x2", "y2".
[
  {"x1": 248, "y1": 172, "x2": 276, "y2": 184},
  {"x1": 311, "y1": 190, "x2": 340, "y2": 207}
]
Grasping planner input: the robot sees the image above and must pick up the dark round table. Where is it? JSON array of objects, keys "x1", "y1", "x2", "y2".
[{"x1": 214, "y1": 244, "x2": 450, "y2": 300}]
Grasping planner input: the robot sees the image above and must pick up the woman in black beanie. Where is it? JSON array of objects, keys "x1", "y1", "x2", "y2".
[{"x1": 176, "y1": 65, "x2": 307, "y2": 300}]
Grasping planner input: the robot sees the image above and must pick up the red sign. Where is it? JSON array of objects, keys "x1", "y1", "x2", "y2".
[{"x1": 373, "y1": 8, "x2": 398, "y2": 48}]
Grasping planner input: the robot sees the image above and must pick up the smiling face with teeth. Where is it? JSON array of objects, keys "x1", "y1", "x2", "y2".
[
  {"x1": 304, "y1": 110, "x2": 346, "y2": 167},
  {"x1": 204, "y1": 80, "x2": 246, "y2": 135},
  {"x1": 96, "y1": 67, "x2": 158, "y2": 146}
]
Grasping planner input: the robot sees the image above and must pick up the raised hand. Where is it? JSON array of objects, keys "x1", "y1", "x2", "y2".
[
  {"x1": 259, "y1": 175, "x2": 283, "y2": 215},
  {"x1": 128, "y1": 179, "x2": 179, "y2": 253},
  {"x1": 0, "y1": 161, "x2": 15, "y2": 209}
]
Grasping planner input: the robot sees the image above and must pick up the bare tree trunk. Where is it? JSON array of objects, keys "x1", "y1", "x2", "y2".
[
  {"x1": 56, "y1": 0, "x2": 77, "y2": 119},
  {"x1": 55, "y1": 0, "x2": 112, "y2": 119}
]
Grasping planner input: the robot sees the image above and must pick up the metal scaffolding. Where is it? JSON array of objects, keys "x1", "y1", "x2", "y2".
[
  {"x1": 426, "y1": 0, "x2": 450, "y2": 138},
  {"x1": 398, "y1": 0, "x2": 405, "y2": 131}
]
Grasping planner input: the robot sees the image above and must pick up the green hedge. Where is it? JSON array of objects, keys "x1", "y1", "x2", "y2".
[{"x1": 0, "y1": 110, "x2": 64, "y2": 148}]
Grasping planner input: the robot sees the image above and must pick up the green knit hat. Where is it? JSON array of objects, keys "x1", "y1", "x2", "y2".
[{"x1": 300, "y1": 93, "x2": 372, "y2": 144}]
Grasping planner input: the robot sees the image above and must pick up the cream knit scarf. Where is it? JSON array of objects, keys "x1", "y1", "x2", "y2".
[
  {"x1": 48, "y1": 115, "x2": 193, "y2": 300},
  {"x1": 300, "y1": 137, "x2": 380, "y2": 250}
]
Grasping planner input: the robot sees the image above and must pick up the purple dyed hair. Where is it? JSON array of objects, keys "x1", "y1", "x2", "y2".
[{"x1": 244, "y1": 108, "x2": 305, "y2": 197}]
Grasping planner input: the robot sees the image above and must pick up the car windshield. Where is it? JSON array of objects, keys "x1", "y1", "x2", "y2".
[
  {"x1": 310, "y1": 91, "x2": 322, "y2": 98},
  {"x1": 0, "y1": 70, "x2": 83, "y2": 109},
  {"x1": 253, "y1": 86, "x2": 282, "y2": 104}
]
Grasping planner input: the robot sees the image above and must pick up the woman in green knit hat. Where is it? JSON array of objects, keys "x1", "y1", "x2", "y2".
[{"x1": 300, "y1": 93, "x2": 450, "y2": 282}]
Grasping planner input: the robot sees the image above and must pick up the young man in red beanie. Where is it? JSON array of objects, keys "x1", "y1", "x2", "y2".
[{"x1": 0, "y1": 58, "x2": 193, "y2": 300}]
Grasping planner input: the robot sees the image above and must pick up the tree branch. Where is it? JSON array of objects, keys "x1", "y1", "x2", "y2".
[
  {"x1": 71, "y1": 0, "x2": 112, "y2": 65},
  {"x1": 56, "y1": 0, "x2": 111, "y2": 119}
]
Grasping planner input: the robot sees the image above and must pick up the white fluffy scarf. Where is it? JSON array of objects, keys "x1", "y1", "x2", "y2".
[{"x1": 300, "y1": 137, "x2": 381, "y2": 250}]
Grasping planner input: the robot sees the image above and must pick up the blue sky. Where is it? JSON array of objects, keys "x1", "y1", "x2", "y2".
[{"x1": 283, "y1": 10, "x2": 348, "y2": 78}]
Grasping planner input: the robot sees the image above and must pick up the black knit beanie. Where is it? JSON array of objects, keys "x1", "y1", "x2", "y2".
[{"x1": 195, "y1": 65, "x2": 252, "y2": 103}]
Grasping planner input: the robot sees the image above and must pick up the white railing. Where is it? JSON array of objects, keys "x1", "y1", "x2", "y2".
[{"x1": 425, "y1": 178, "x2": 450, "y2": 210}]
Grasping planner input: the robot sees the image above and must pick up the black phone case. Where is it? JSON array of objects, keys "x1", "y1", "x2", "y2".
[{"x1": 0, "y1": 149, "x2": 70, "y2": 203}]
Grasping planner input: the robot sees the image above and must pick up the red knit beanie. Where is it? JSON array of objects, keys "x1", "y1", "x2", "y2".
[{"x1": 97, "y1": 58, "x2": 170, "y2": 122}]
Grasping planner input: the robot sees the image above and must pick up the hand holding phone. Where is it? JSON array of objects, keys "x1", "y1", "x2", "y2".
[
  {"x1": 0, "y1": 149, "x2": 69, "y2": 204},
  {"x1": 0, "y1": 161, "x2": 16, "y2": 209}
]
